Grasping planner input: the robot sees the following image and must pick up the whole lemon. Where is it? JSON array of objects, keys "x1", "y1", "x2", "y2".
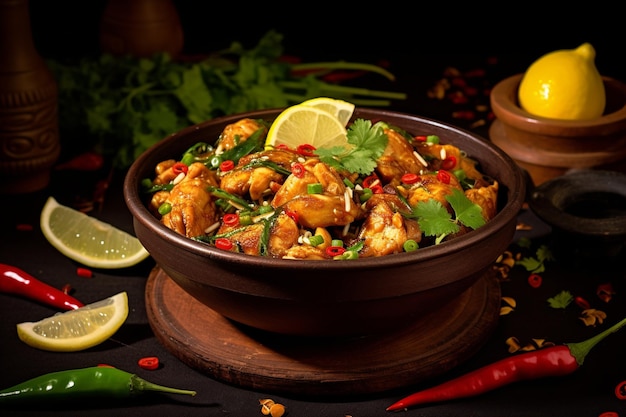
[{"x1": 518, "y1": 43, "x2": 606, "y2": 120}]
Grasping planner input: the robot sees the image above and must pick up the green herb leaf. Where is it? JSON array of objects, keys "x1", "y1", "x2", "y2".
[
  {"x1": 547, "y1": 290, "x2": 574, "y2": 309},
  {"x1": 414, "y1": 199, "x2": 460, "y2": 237},
  {"x1": 316, "y1": 119, "x2": 387, "y2": 175},
  {"x1": 446, "y1": 188, "x2": 486, "y2": 229}
]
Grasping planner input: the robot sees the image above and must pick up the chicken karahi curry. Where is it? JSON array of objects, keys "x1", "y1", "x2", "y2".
[{"x1": 141, "y1": 115, "x2": 499, "y2": 260}]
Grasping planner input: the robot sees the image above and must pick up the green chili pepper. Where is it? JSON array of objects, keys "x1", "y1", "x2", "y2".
[{"x1": 0, "y1": 366, "x2": 196, "y2": 404}]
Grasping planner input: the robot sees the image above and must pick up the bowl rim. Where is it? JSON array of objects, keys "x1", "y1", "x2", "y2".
[
  {"x1": 490, "y1": 74, "x2": 626, "y2": 134},
  {"x1": 124, "y1": 107, "x2": 527, "y2": 270}
]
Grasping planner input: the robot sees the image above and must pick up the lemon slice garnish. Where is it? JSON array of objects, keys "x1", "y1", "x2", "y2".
[
  {"x1": 40, "y1": 196, "x2": 150, "y2": 269},
  {"x1": 264, "y1": 104, "x2": 349, "y2": 151},
  {"x1": 17, "y1": 292, "x2": 129, "y2": 352},
  {"x1": 300, "y1": 97, "x2": 355, "y2": 126}
]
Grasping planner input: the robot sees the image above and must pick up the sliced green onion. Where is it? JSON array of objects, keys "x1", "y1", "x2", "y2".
[
  {"x1": 426, "y1": 135, "x2": 440, "y2": 144},
  {"x1": 343, "y1": 178, "x2": 355, "y2": 188},
  {"x1": 331, "y1": 239, "x2": 344, "y2": 248},
  {"x1": 181, "y1": 153, "x2": 195, "y2": 166},
  {"x1": 307, "y1": 183, "x2": 323, "y2": 194},
  {"x1": 453, "y1": 169, "x2": 466, "y2": 181},
  {"x1": 158, "y1": 202, "x2": 172, "y2": 215},
  {"x1": 360, "y1": 188, "x2": 373, "y2": 202},
  {"x1": 308, "y1": 235, "x2": 324, "y2": 246},
  {"x1": 335, "y1": 250, "x2": 359, "y2": 260},
  {"x1": 403, "y1": 239, "x2": 419, "y2": 252}
]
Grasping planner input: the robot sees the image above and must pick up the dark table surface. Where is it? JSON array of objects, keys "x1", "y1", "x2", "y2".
[{"x1": 2, "y1": 3, "x2": 626, "y2": 416}]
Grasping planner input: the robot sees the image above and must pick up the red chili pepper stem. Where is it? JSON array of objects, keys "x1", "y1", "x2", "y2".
[
  {"x1": 0, "y1": 263, "x2": 84, "y2": 311},
  {"x1": 386, "y1": 316, "x2": 626, "y2": 411}
]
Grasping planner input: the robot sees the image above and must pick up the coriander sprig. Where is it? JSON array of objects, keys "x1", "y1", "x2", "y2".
[{"x1": 315, "y1": 119, "x2": 388, "y2": 175}]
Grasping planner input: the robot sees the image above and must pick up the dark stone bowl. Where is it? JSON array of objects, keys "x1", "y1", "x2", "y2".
[
  {"x1": 528, "y1": 169, "x2": 626, "y2": 261},
  {"x1": 124, "y1": 108, "x2": 526, "y2": 337}
]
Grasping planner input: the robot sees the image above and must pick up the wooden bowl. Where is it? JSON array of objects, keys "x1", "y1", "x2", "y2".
[
  {"x1": 124, "y1": 108, "x2": 526, "y2": 337},
  {"x1": 489, "y1": 74, "x2": 626, "y2": 185}
]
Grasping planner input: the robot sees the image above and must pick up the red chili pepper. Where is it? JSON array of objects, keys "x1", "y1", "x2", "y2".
[
  {"x1": 370, "y1": 184, "x2": 384, "y2": 194},
  {"x1": 386, "y1": 316, "x2": 626, "y2": 411},
  {"x1": 401, "y1": 173, "x2": 420, "y2": 184},
  {"x1": 296, "y1": 144, "x2": 316, "y2": 157},
  {"x1": 284, "y1": 209, "x2": 299, "y2": 224},
  {"x1": 222, "y1": 213, "x2": 239, "y2": 226},
  {"x1": 0, "y1": 263, "x2": 84, "y2": 310},
  {"x1": 291, "y1": 162, "x2": 306, "y2": 178},
  {"x1": 527, "y1": 273, "x2": 542, "y2": 288},
  {"x1": 138, "y1": 356, "x2": 160, "y2": 370},
  {"x1": 171, "y1": 162, "x2": 188, "y2": 175},
  {"x1": 597, "y1": 282, "x2": 615, "y2": 303},
  {"x1": 414, "y1": 135, "x2": 428, "y2": 142},
  {"x1": 219, "y1": 160, "x2": 235, "y2": 172},
  {"x1": 15, "y1": 223, "x2": 33, "y2": 231}
]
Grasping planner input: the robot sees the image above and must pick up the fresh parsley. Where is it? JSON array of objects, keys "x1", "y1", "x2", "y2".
[
  {"x1": 547, "y1": 290, "x2": 574, "y2": 309},
  {"x1": 315, "y1": 119, "x2": 388, "y2": 175},
  {"x1": 407, "y1": 188, "x2": 487, "y2": 244},
  {"x1": 516, "y1": 244, "x2": 554, "y2": 274}
]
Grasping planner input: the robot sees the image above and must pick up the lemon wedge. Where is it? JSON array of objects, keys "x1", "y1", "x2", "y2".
[
  {"x1": 300, "y1": 97, "x2": 355, "y2": 126},
  {"x1": 40, "y1": 196, "x2": 150, "y2": 269},
  {"x1": 17, "y1": 292, "x2": 129, "y2": 352},
  {"x1": 265, "y1": 104, "x2": 349, "y2": 150},
  {"x1": 518, "y1": 43, "x2": 606, "y2": 120}
]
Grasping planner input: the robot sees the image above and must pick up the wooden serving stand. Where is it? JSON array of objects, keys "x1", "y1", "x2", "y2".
[{"x1": 145, "y1": 267, "x2": 501, "y2": 398}]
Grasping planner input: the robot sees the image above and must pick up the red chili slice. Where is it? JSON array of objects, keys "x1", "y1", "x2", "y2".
[
  {"x1": 401, "y1": 173, "x2": 420, "y2": 184},
  {"x1": 284, "y1": 209, "x2": 299, "y2": 223},
  {"x1": 527, "y1": 274, "x2": 542, "y2": 288},
  {"x1": 437, "y1": 170, "x2": 451, "y2": 184},
  {"x1": 215, "y1": 238, "x2": 233, "y2": 251},
  {"x1": 138, "y1": 356, "x2": 160, "y2": 370},
  {"x1": 370, "y1": 184, "x2": 384, "y2": 194},
  {"x1": 76, "y1": 267, "x2": 93, "y2": 278},
  {"x1": 362, "y1": 174, "x2": 380, "y2": 189},
  {"x1": 615, "y1": 380, "x2": 626, "y2": 400},
  {"x1": 171, "y1": 162, "x2": 188, "y2": 175},
  {"x1": 326, "y1": 246, "x2": 346, "y2": 257},
  {"x1": 296, "y1": 144, "x2": 316, "y2": 156},
  {"x1": 414, "y1": 135, "x2": 428, "y2": 142},
  {"x1": 220, "y1": 160, "x2": 235, "y2": 172},
  {"x1": 574, "y1": 296, "x2": 591, "y2": 310},
  {"x1": 223, "y1": 213, "x2": 239, "y2": 226},
  {"x1": 441, "y1": 156, "x2": 457, "y2": 170},
  {"x1": 291, "y1": 162, "x2": 305, "y2": 178}
]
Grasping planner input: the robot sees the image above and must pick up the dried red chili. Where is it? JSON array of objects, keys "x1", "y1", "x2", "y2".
[
  {"x1": 222, "y1": 213, "x2": 239, "y2": 227},
  {"x1": 291, "y1": 162, "x2": 305, "y2": 178},
  {"x1": 386, "y1": 316, "x2": 626, "y2": 411},
  {"x1": 219, "y1": 160, "x2": 235, "y2": 172},
  {"x1": 437, "y1": 170, "x2": 451, "y2": 184},
  {"x1": 138, "y1": 356, "x2": 160, "y2": 370},
  {"x1": 171, "y1": 162, "x2": 188, "y2": 175},
  {"x1": 215, "y1": 238, "x2": 233, "y2": 251},
  {"x1": 296, "y1": 144, "x2": 316, "y2": 156},
  {"x1": 574, "y1": 296, "x2": 591, "y2": 310},
  {"x1": 401, "y1": 173, "x2": 420, "y2": 184},
  {"x1": 527, "y1": 274, "x2": 542, "y2": 288}
]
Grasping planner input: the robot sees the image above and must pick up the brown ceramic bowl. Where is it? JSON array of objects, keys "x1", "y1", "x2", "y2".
[
  {"x1": 489, "y1": 74, "x2": 626, "y2": 185},
  {"x1": 124, "y1": 108, "x2": 526, "y2": 337}
]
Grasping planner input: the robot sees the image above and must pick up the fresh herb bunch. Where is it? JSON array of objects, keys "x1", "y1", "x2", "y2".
[{"x1": 48, "y1": 30, "x2": 406, "y2": 169}]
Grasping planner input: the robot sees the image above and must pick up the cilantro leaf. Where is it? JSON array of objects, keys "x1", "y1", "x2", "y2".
[
  {"x1": 413, "y1": 199, "x2": 460, "y2": 237},
  {"x1": 446, "y1": 189, "x2": 486, "y2": 229},
  {"x1": 316, "y1": 119, "x2": 387, "y2": 175},
  {"x1": 547, "y1": 290, "x2": 574, "y2": 309}
]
